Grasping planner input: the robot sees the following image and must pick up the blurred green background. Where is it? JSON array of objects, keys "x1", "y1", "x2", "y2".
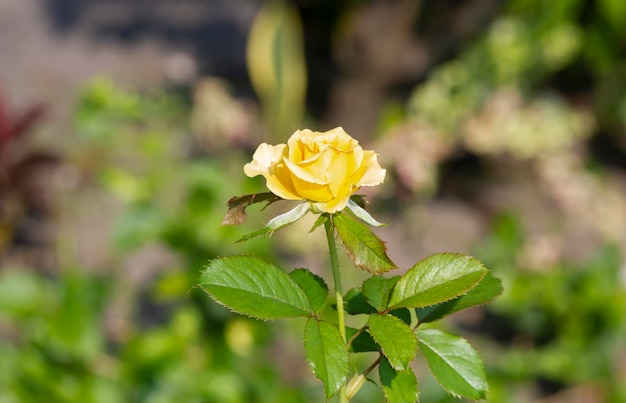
[{"x1": 1, "y1": 0, "x2": 625, "y2": 402}]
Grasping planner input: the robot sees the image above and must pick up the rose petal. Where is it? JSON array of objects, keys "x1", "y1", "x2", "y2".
[
  {"x1": 243, "y1": 143, "x2": 285, "y2": 178},
  {"x1": 356, "y1": 151, "x2": 386, "y2": 187},
  {"x1": 244, "y1": 143, "x2": 302, "y2": 200}
]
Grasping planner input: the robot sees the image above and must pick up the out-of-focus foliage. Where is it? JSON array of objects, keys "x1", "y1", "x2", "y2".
[
  {"x1": 247, "y1": 0, "x2": 307, "y2": 140},
  {"x1": 2, "y1": 0, "x2": 626, "y2": 401},
  {"x1": 0, "y1": 79, "x2": 319, "y2": 402},
  {"x1": 475, "y1": 216, "x2": 626, "y2": 403}
]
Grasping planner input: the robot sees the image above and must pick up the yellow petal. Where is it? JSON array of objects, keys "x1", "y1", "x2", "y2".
[
  {"x1": 324, "y1": 194, "x2": 352, "y2": 213},
  {"x1": 243, "y1": 143, "x2": 285, "y2": 178},
  {"x1": 355, "y1": 151, "x2": 386, "y2": 187},
  {"x1": 289, "y1": 174, "x2": 334, "y2": 202},
  {"x1": 244, "y1": 143, "x2": 302, "y2": 200},
  {"x1": 264, "y1": 163, "x2": 302, "y2": 200},
  {"x1": 283, "y1": 157, "x2": 327, "y2": 185}
]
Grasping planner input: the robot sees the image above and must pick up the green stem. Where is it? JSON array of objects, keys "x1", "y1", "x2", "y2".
[
  {"x1": 325, "y1": 216, "x2": 347, "y2": 402},
  {"x1": 325, "y1": 216, "x2": 346, "y2": 341}
]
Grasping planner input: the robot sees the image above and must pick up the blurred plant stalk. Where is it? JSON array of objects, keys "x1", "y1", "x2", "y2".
[{"x1": 246, "y1": 0, "x2": 307, "y2": 142}]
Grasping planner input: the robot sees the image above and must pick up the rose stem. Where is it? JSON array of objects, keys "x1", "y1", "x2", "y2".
[{"x1": 324, "y1": 216, "x2": 348, "y2": 402}]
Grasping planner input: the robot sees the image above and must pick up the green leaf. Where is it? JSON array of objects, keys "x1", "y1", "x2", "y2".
[
  {"x1": 417, "y1": 272, "x2": 503, "y2": 324},
  {"x1": 368, "y1": 314, "x2": 417, "y2": 370},
  {"x1": 388, "y1": 253, "x2": 487, "y2": 310},
  {"x1": 289, "y1": 269, "x2": 328, "y2": 314},
  {"x1": 199, "y1": 256, "x2": 311, "y2": 319},
  {"x1": 334, "y1": 213, "x2": 396, "y2": 274},
  {"x1": 222, "y1": 192, "x2": 279, "y2": 225},
  {"x1": 363, "y1": 275, "x2": 400, "y2": 312},
  {"x1": 343, "y1": 289, "x2": 377, "y2": 315},
  {"x1": 390, "y1": 308, "x2": 412, "y2": 325},
  {"x1": 379, "y1": 357, "x2": 419, "y2": 403},
  {"x1": 416, "y1": 328, "x2": 488, "y2": 400},
  {"x1": 304, "y1": 318, "x2": 350, "y2": 399},
  {"x1": 346, "y1": 327, "x2": 380, "y2": 353}
]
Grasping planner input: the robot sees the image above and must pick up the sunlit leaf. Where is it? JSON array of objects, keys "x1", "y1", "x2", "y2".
[
  {"x1": 416, "y1": 328, "x2": 488, "y2": 400},
  {"x1": 388, "y1": 253, "x2": 487, "y2": 310},
  {"x1": 417, "y1": 272, "x2": 502, "y2": 324},
  {"x1": 289, "y1": 269, "x2": 328, "y2": 314},
  {"x1": 199, "y1": 256, "x2": 311, "y2": 319},
  {"x1": 368, "y1": 314, "x2": 417, "y2": 370},
  {"x1": 334, "y1": 213, "x2": 396, "y2": 274},
  {"x1": 304, "y1": 318, "x2": 349, "y2": 399}
]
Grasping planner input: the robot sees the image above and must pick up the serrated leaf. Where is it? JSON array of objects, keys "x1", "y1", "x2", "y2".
[
  {"x1": 368, "y1": 314, "x2": 417, "y2": 370},
  {"x1": 388, "y1": 253, "x2": 487, "y2": 310},
  {"x1": 222, "y1": 192, "x2": 279, "y2": 225},
  {"x1": 289, "y1": 269, "x2": 328, "y2": 314},
  {"x1": 417, "y1": 272, "x2": 503, "y2": 324},
  {"x1": 334, "y1": 213, "x2": 396, "y2": 274},
  {"x1": 304, "y1": 318, "x2": 350, "y2": 399},
  {"x1": 343, "y1": 289, "x2": 377, "y2": 315},
  {"x1": 346, "y1": 327, "x2": 380, "y2": 353},
  {"x1": 379, "y1": 356, "x2": 419, "y2": 403},
  {"x1": 199, "y1": 256, "x2": 311, "y2": 319},
  {"x1": 416, "y1": 328, "x2": 488, "y2": 400},
  {"x1": 363, "y1": 275, "x2": 400, "y2": 312}
]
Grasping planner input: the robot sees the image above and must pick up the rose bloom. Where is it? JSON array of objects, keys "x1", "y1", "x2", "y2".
[{"x1": 244, "y1": 127, "x2": 386, "y2": 213}]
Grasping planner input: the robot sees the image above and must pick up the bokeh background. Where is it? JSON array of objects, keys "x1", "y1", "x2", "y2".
[{"x1": 1, "y1": 0, "x2": 626, "y2": 402}]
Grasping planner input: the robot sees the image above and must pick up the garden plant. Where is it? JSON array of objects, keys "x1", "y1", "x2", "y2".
[{"x1": 199, "y1": 127, "x2": 503, "y2": 402}]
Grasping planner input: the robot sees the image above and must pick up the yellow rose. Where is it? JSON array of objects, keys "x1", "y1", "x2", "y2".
[{"x1": 244, "y1": 127, "x2": 386, "y2": 213}]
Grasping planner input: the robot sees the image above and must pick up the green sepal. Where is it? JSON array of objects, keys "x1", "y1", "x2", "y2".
[
  {"x1": 388, "y1": 253, "x2": 487, "y2": 310},
  {"x1": 236, "y1": 227, "x2": 273, "y2": 243},
  {"x1": 349, "y1": 194, "x2": 367, "y2": 208},
  {"x1": 416, "y1": 328, "x2": 488, "y2": 400},
  {"x1": 333, "y1": 213, "x2": 396, "y2": 274},
  {"x1": 237, "y1": 202, "x2": 310, "y2": 242},
  {"x1": 289, "y1": 268, "x2": 329, "y2": 315},
  {"x1": 304, "y1": 318, "x2": 350, "y2": 399},
  {"x1": 199, "y1": 256, "x2": 311, "y2": 319},
  {"x1": 346, "y1": 199, "x2": 386, "y2": 227},
  {"x1": 379, "y1": 356, "x2": 419, "y2": 403},
  {"x1": 368, "y1": 313, "x2": 417, "y2": 371},
  {"x1": 309, "y1": 213, "x2": 328, "y2": 233},
  {"x1": 417, "y1": 272, "x2": 502, "y2": 324}
]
